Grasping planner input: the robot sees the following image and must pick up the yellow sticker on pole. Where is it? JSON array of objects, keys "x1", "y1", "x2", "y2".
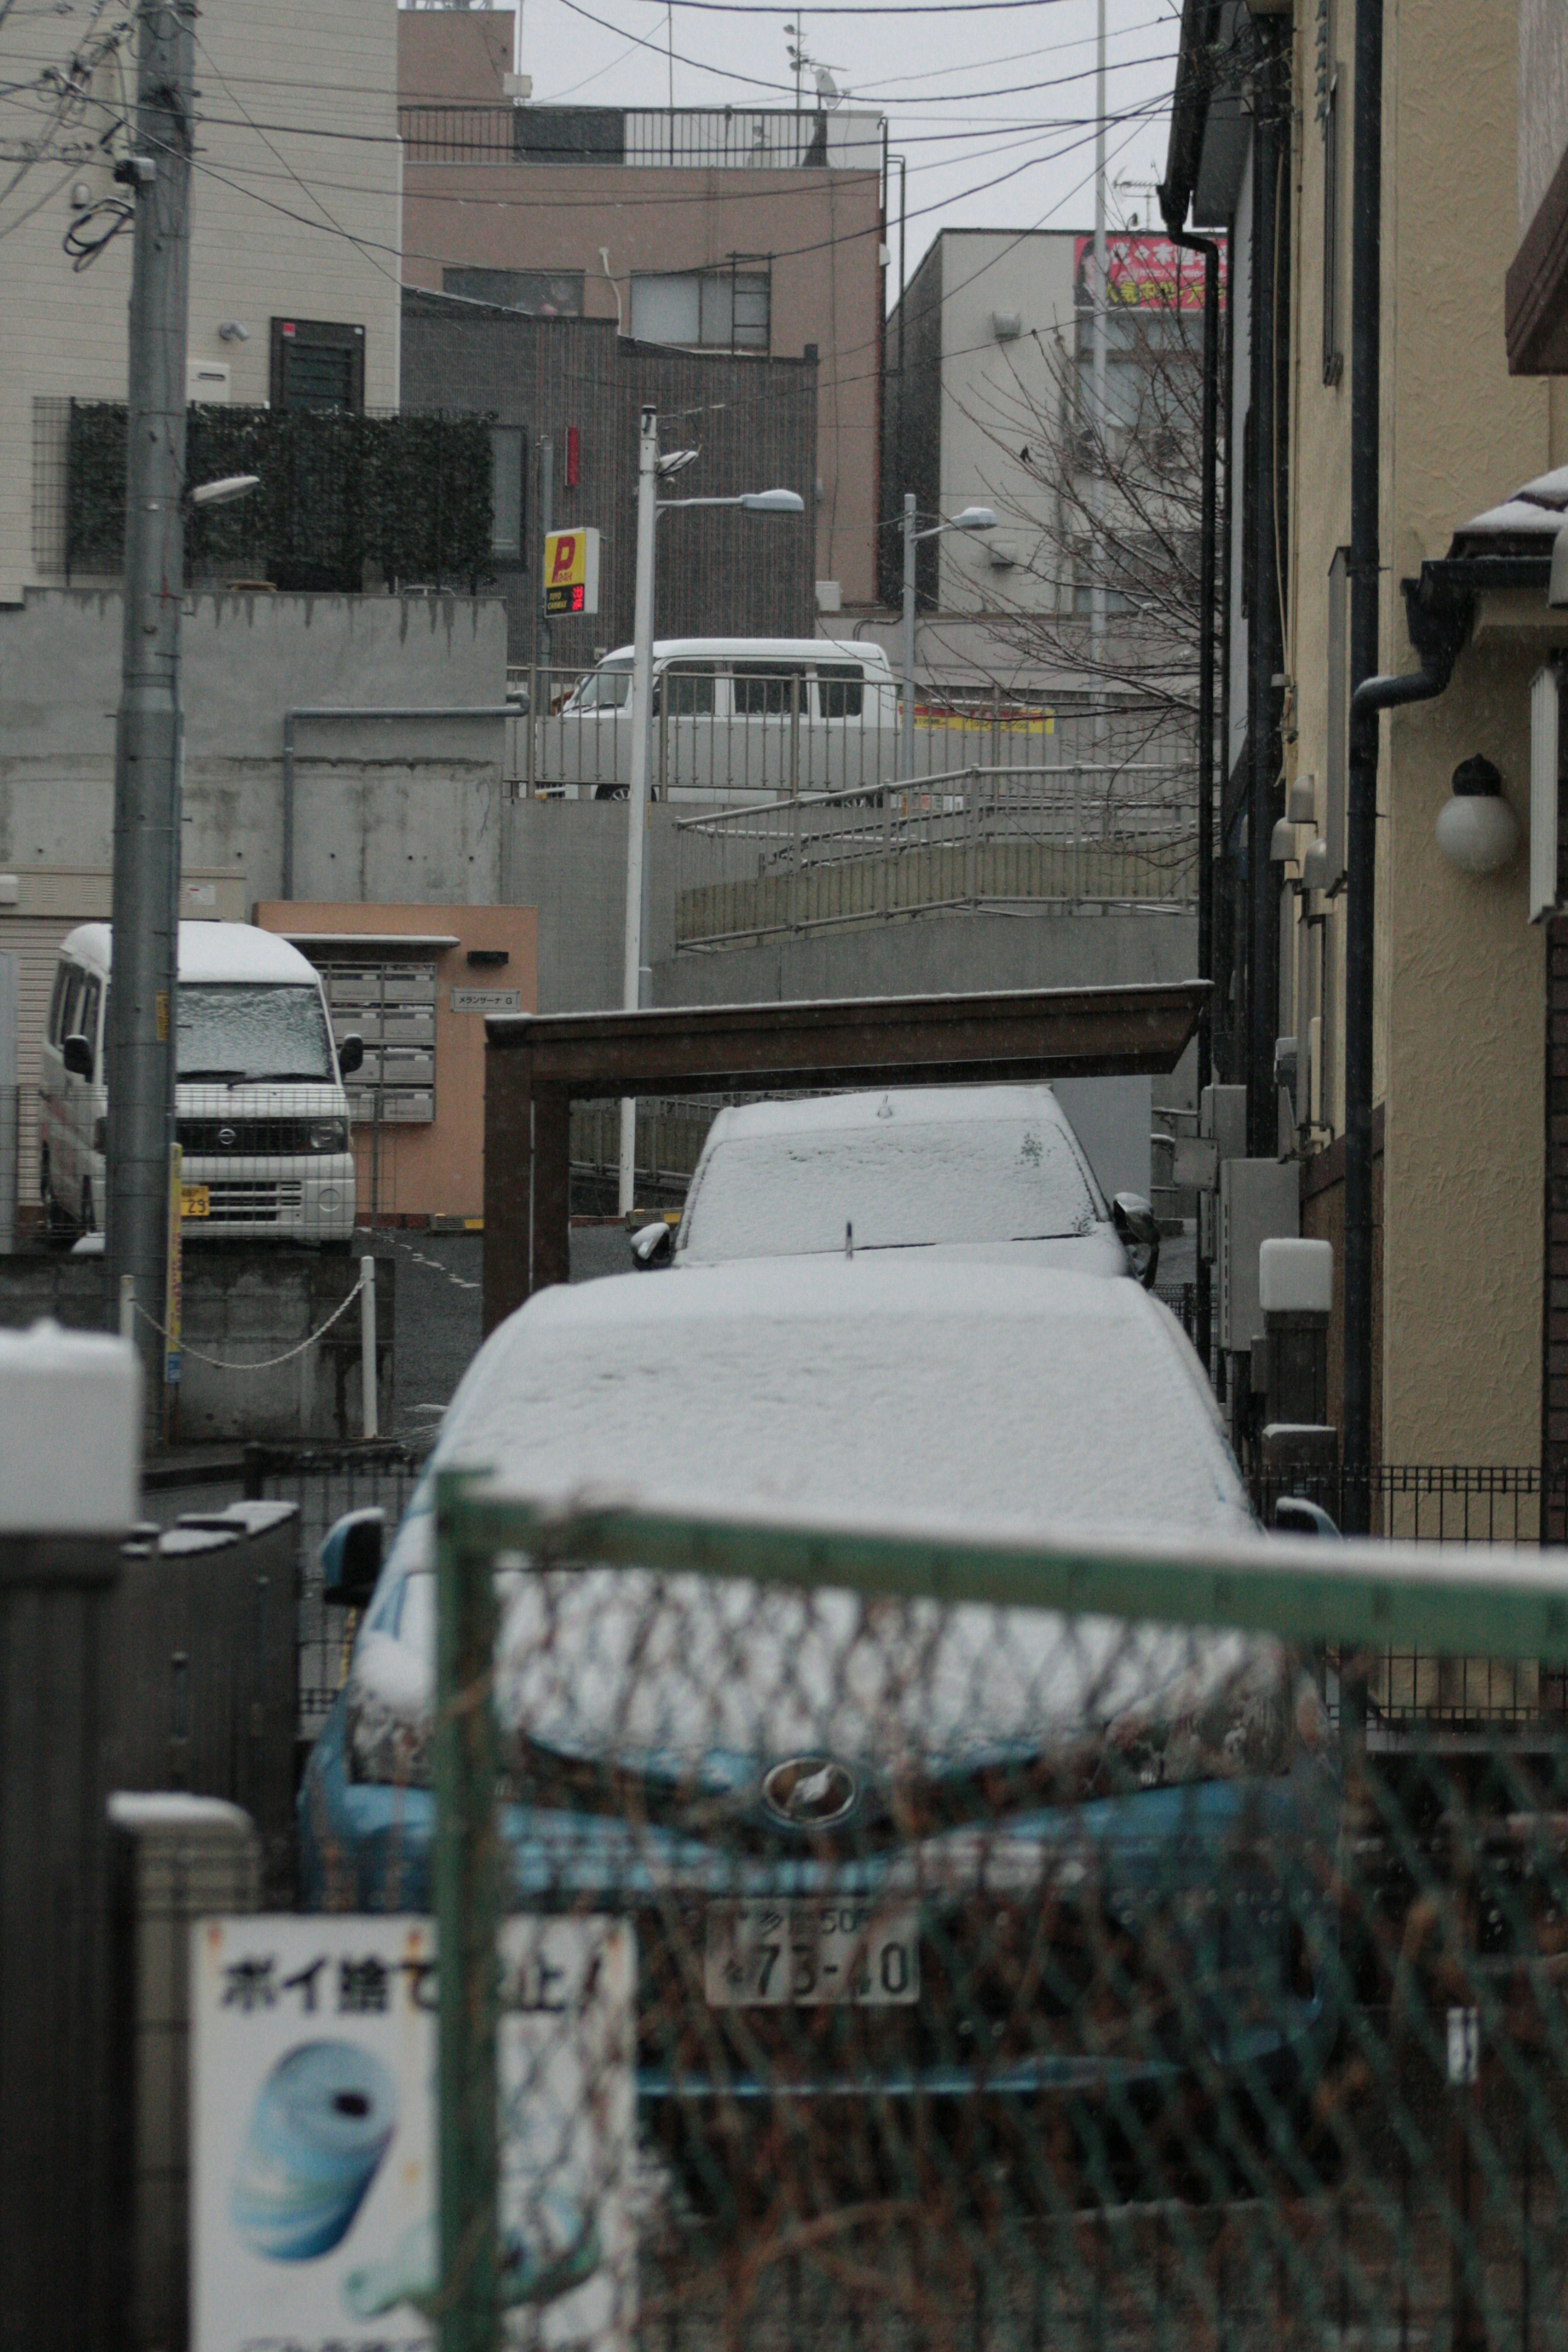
[{"x1": 543, "y1": 526, "x2": 600, "y2": 618}]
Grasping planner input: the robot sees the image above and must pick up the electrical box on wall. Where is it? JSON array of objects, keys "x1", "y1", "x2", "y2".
[{"x1": 1218, "y1": 1158, "x2": 1300, "y2": 1354}]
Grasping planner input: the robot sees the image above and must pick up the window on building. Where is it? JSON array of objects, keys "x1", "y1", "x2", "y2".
[
  {"x1": 490, "y1": 427, "x2": 523, "y2": 559},
  {"x1": 630, "y1": 265, "x2": 771, "y2": 354},
  {"x1": 270, "y1": 319, "x2": 366, "y2": 412},
  {"x1": 443, "y1": 267, "x2": 585, "y2": 318}
]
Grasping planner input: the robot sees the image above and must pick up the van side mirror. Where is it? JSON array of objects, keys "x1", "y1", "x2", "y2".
[
  {"x1": 630, "y1": 1218, "x2": 674, "y2": 1268},
  {"x1": 62, "y1": 1032, "x2": 93, "y2": 1080},
  {"x1": 1112, "y1": 1192, "x2": 1161, "y2": 1290},
  {"x1": 337, "y1": 1033, "x2": 364, "y2": 1076},
  {"x1": 320, "y1": 1507, "x2": 384, "y2": 1608}
]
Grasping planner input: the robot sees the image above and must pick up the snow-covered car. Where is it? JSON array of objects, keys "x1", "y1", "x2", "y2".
[
  {"x1": 633, "y1": 1083, "x2": 1158, "y2": 1279},
  {"x1": 300, "y1": 1259, "x2": 1337, "y2": 2140}
]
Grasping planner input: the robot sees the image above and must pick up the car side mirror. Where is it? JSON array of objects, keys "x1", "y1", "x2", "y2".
[
  {"x1": 1273, "y1": 1495, "x2": 1341, "y2": 1539},
  {"x1": 62, "y1": 1032, "x2": 93, "y2": 1080},
  {"x1": 1112, "y1": 1192, "x2": 1161, "y2": 1290},
  {"x1": 320, "y1": 1506, "x2": 384, "y2": 1608},
  {"x1": 630, "y1": 1218, "x2": 674, "y2": 1268},
  {"x1": 337, "y1": 1033, "x2": 364, "y2": 1076}
]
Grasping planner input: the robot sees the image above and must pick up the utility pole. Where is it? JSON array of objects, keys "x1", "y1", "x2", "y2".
[
  {"x1": 105, "y1": 0, "x2": 195, "y2": 1425},
  {"x1": 1090, "y1": 0, "x2": 1108, "y2": 771},
  {"x1": 618, "y1": 407, "x2": 660, "y2": 1215}
]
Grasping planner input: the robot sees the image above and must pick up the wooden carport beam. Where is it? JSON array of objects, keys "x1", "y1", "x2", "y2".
[{"x1": 481, "y1": 982, "x2": 1210, "y2": 1332}]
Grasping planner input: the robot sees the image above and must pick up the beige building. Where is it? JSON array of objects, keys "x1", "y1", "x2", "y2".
[
  {"x1": 0, "y1": 0, "x2": 403, "y2": 604},
  {"x1": 396, "y1": 10, "x2": 884, "y2": 608},
  {"x1": 1168, "y1": 0, "x2": 1568, "y2": 1474}
]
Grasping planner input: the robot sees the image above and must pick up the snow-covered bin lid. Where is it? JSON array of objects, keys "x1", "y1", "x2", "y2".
[
  {"x1": 1258, "y1": 1238, "x2": 1334, "y2": 1316},
  {"x1": 0, "y1": 1320, "x2": 140, "y2": 1535}
]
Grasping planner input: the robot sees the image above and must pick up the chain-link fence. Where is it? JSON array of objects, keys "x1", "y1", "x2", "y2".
[{"x1": 288, "y1": 1474, "x2": 1568, "y2": 2352}]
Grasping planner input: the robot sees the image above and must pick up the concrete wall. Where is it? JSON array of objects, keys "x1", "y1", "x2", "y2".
[
  {"x1": 0, "y1": 0, "x2": 402, "y2": 603},
  {"x1": 932, "y1": 230, "x2": 1077, "y2": 612},
  {"x1": 654, "y1": 907, "x2": 1197, "y2": 1011},
  {"x1": 1519, "y1": 0, "x2": 1568, "y2": 229},
  {"x1": 0, "y1": 590, "x2": 511, "y2": 904},
  {"x1": 0, "y1": 1250, "x2": 392, "y2": 1443}
]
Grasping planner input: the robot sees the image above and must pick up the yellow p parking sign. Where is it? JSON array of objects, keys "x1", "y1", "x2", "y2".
[{"x1": 543, "y1": 526, "x2": 600, "y2": 617}]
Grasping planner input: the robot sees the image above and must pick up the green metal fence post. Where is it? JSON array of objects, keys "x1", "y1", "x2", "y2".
[{"x1": 434, "y1": 1468, "x2": 500, "y2": 2352}]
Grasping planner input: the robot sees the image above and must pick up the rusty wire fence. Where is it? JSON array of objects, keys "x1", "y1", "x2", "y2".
[{"x1": 283, "y1": 1472, "x2": 1568, "y2": 2352}]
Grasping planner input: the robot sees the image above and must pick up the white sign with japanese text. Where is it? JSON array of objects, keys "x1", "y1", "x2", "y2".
[{"x1": 192, "y1": 1916, "x2": 636, "y2": 2352}]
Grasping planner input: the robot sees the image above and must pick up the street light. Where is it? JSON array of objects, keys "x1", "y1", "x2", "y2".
[
  {"x1": 900, "y1": 497, "x2": 997, "y2": 780},
  {"x1": 187, "y1": 472, "x2": 260, "y2": 508},
  {"x1": 618, "y1": 407, "x2": 806, "y2": 1212}
]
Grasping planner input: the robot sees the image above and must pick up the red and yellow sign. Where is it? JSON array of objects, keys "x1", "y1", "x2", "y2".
[
  {"x1": 1074, "y1": 230, "x2": 1227, "y2": 312},
  {"x1": 543, "y1": 526, "x2": 600, "y2": 617}
]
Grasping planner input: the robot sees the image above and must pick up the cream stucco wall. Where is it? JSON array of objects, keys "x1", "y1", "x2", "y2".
[
  {"x1": 0, "y1": 0, "x2": 403, "y2": 604},
  {"x1": 1283, "y1": 0, "x2": 1561, "y2": 1462}
]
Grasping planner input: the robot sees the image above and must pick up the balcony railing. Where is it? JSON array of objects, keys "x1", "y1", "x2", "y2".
[{"x1": 397, "y1": 102, "x2": 884, "y2": 171}]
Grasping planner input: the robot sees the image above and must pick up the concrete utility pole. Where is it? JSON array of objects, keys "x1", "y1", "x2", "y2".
[
  {"x1": 105, "y1": 0, "x2": 195, "y2": 1420},
  {"x1": 617, "y1": 406, "x2": 660, "y2": 1214},
  {"x1": 1090, "y1": 0, "x2": 1108, "y2": 699}
]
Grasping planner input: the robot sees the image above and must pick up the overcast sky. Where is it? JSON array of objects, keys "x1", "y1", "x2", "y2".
[{"x1": 512, "y1": 0, "x2": 1184, "y2": 291}]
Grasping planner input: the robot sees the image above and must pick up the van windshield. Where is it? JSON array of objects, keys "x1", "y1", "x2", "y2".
[
  {"x1": 571, "y1": 659, "x2": 633, "y2": 710},
  {"x1": 176, "y1": 984, "x2": 335, "y2": 1082}
]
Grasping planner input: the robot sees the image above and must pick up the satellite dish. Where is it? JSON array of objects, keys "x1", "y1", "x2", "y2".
[{"x1": 813, "y1": 65, "x2": 842, "y2": 107}]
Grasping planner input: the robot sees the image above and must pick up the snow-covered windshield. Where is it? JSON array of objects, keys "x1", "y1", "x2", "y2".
[
  {"x1": 176, "y1": 984, "x2": 334, "y2": 1081},
  {"x1": 680, "y1": 1113, "x2": 1103, "y2": 1262}
]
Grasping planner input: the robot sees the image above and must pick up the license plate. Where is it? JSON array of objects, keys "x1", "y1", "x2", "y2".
[
  {"x1": 704, "y1": 1902, "x2": 920, "y2": 2006},
  {"x1": 180, "y1": 1184, "x2": 210, "y2": 1218}
]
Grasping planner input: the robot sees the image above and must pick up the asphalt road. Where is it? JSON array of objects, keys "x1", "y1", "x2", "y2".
[{"x1": 387, "y1": 1222, "x2": 634, "y2": 1445}]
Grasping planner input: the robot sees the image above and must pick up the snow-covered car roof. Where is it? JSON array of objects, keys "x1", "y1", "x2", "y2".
[
  {"x1": 59, "y1": 921, "x2": 323, "y2": 987},
  {"x1": 434, "y1": 1256, "x2": 1245, "y2": 1543},
  {"x1": 349, "y1": 1262, "x2": 1270, "y2": 1783},
  {"x1": 677, "y1": 1084, "x2": 1111, "y2": 1264}
]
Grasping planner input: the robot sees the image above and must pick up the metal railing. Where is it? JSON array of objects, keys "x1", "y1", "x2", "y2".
[
  {"x1": 512, "y1": 660, "x2": 1194, "y2": 809},
  {"x1": 674, "y1": 763, "x2": 1198, "y2": 946}
]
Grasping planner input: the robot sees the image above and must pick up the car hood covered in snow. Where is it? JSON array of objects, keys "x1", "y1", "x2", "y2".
[{"x1": 344, "y1": 1261, "x2": 1286, "y2": 1802}]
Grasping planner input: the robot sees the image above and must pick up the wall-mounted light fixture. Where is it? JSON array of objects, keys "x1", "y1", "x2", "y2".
[
  {"x1": 1434, "y1": 754, "x2": 1520, "y2": 875},
  {"x1": 218, "y1": 321, "x2": 250, "y2": 343}
]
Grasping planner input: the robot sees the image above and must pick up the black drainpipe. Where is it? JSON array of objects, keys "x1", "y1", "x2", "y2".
[
  {"x1": 1341, "y1": 0, "x2": 1384, "y2": 1532},
  {"x1": 1247, "y1": 18, "x2": 1289, "y2": 1158},
  {"x1": 1159, "y1": 197, "x2": 1222, "y2": 1376}
]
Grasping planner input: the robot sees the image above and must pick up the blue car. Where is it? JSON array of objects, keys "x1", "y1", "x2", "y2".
[{"x1": 301, "y1": 1259, "x2": 1339, "y2": 2174}]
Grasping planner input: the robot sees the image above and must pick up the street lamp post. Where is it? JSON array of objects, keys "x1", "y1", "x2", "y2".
[
  {"x1": 617, "y1": 409, "x2": 805, "y2": 1214},
  {"x1": 899, "y1": 500, "x2": 999, "y2": 782}
]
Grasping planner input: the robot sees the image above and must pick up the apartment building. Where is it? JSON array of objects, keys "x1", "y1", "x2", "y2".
[
  {"x1": 1164, "y1": 0, "x2": 1568, "y2": 1474},
  {"x1": 0, "y1": 0, "x2": 403, "y2": 604},
  {"x1": 396, "y1": 7, "x2": 884, "y2": 611},
  {"x1": 884, "y1": 225, "x2": 1211, "y2": 705}
]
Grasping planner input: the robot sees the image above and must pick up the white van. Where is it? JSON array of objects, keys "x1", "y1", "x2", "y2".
[
  {"x1": 38, "y1": 922, "x2": 362, "y2": 1247},
  {"x1": 544, "y1": 635, "x2": 898, "y2": 801}
]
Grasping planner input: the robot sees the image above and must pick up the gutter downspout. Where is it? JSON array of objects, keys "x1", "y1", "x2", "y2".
[
  {"x1": 279, "y1": 705, "x2": 517, "y2": 904},
  {"x1": 1159, "y1": 201, "x2": 1222, "y2": 1378},
  {"x1": 1341, "y1": 0, "x2": 1384, "y2": 1532},
  {"x1": 1247, "y1": 17, "x2": 1289, "y2": 1158}
]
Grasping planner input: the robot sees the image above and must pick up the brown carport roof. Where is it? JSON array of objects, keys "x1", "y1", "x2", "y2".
[{"x1": 482, "y1": 980, "x2": 1208, "y2": 1329}]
